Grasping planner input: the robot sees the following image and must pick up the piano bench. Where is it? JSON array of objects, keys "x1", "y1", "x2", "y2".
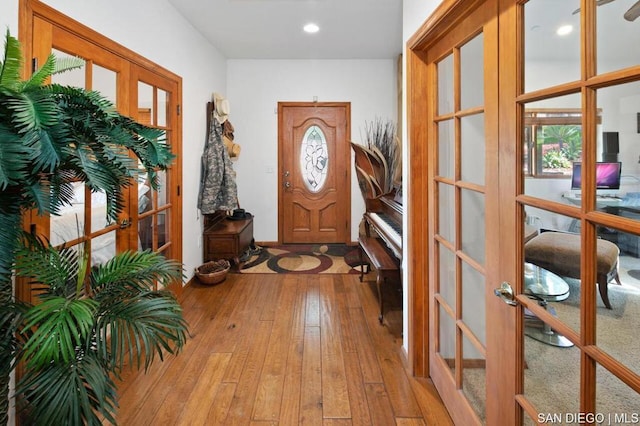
[{"x1": 358, "y1": 236, "x2": 401, "y2": 323}]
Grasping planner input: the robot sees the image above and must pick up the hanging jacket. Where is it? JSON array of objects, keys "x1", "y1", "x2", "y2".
[{"x1": 198, "y1": 102, "x2": 238, "y2": 213}]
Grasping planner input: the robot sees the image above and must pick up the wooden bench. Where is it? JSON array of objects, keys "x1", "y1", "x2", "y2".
[{"x1": 358, "y1": 236, "x2": 401, "y2": 323}]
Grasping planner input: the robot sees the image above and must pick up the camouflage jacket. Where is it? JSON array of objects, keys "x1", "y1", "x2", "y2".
[{"x1": 197, "y1": 114, "x2": 238, "y2": 214}]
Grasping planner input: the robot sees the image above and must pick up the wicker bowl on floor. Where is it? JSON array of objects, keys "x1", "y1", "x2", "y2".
[{"x1": 195, "y1": 259, "x2": 231, "y2": 285}]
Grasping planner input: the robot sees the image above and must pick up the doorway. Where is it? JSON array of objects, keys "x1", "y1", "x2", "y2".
[{"x1": 277, "y1": 102, "x2": 351, "y2": 244}]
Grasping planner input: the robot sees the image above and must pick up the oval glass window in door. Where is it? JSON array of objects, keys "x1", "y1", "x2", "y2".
[{"x1": 299, "y1": 125, "x2": 329, "y2": 192}]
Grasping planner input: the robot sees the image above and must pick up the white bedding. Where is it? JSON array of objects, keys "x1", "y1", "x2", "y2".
[
  {"x1": 50, "y1": 182, "x2": 151, "y2": 266},
  {"x1": 50, "y1": 186, "x2": 116, "y2": 266}
]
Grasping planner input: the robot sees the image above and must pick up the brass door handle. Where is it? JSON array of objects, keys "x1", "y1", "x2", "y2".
[{"x1": 494, "y1": 282, "x2": 518, "y2": 306}]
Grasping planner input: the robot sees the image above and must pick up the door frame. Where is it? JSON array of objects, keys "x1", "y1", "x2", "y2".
[{"x1": 277, "y1": 101, "x2": 351, "y2": 244}]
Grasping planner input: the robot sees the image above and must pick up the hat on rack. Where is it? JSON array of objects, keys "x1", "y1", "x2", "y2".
[
  {"x1": 223, "y1": 135, "x2": 241, "y2": 159},
  {"x1": 227, "y1": 208, "x2": 252, "y2": 221},
  {"x1": 222, "y1": 120, "x2": 235, "y2": 139},
  {"x1": 213, "y1": 92, "x2": 230, "y2": 124}
]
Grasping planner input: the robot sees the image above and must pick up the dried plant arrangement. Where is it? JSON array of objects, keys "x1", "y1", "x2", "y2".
[{"x1": 361, "y1": 118, "x2": 400, "y2": 194}]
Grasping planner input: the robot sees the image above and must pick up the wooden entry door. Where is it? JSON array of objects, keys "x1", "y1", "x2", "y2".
[{"x1": 278, "y1": 102, "x2": 351, "y2": 244}]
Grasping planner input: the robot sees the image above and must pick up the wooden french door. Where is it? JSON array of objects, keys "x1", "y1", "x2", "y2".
[
  {"x1": 409, "y1": 0, "x2": 640, "y2": 424},
  {"x1": 410, "y1": 0, "x2": 503, "y2": 424},
  {"x1": 508, "y1": 0, "x2": 640, "y2": 423},
  {"x1": 19, "y1": 0, "x2": 183, "y2": 296},
  {"x1": 129, "y1": 65, "x2": 183, "y2": 293},
  {"x1": 278, "y1": 102, "x2": 351, "y2": 244}
]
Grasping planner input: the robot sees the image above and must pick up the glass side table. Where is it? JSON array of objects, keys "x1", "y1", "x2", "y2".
[{"x1": 523, "y1": 263, "x2": 573, "y2": 348}]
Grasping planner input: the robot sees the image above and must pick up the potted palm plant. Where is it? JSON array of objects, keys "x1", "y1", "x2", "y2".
[{"x1": 0, "y1": 31, "x2": 188, "y2": 424}]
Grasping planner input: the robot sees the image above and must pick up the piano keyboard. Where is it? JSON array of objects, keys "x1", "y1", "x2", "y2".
[{"x1": 368, "y1": 212, "x2": 402, "y2": 251}]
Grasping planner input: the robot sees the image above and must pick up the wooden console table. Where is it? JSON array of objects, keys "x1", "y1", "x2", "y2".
[{"x1": 203, "y1": 217, "x2": 253, "y2": 271}]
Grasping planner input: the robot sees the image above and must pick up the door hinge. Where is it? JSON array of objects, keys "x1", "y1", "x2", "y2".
[
  {"x1": 177, "y1": 185, "x2": 181, "y2": 196},
  {"x1": 32, "y1": 57, "x2": 38, "y2": 74},
  {"x1": 177, "y1": 104, "x2": 181, "y2": 115}
]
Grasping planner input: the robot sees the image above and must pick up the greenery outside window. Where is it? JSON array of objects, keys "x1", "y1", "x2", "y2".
[{"x1": 524, "y1": 108, "x2": 601, "y2": 177}]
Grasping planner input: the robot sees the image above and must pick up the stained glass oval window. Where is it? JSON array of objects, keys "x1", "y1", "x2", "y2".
[{"x1": 300, "y1": 125, "x2": 328, "y2": 192}]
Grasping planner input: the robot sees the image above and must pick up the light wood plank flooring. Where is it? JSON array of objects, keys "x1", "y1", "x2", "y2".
[{"x1": 112, "y1": 273, "x2": 452, "y2": 425}]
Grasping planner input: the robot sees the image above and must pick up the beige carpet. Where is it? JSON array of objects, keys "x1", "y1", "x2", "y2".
[
  {"x1": 462, "y1": 255, "x2": 640, "y2": 423},
  {"x1": 522, "y1": 255, "x2": 640, "y2": 418}
]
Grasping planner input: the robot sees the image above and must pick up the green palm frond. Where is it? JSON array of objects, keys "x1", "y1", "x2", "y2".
[
  {"x1": 0, "y1": 30, "x2": 22, "y2": 91},
  {"x1": 20, "y1": 297, "x2": 98, "y2": 369},
  {"x1": 51, "y1": 55, "x2": 85, "y2": 76},
  {"x1": 29, "y1": 127, "x2": 66, "y2": 174},
  {"x1": 6, "y1": 89, "x2": 59, "y2": 134},
  {"x1": 97, "y1": 291, "x2": 187, "y2": 371},
  {"x1": 0, "y1": 125, "x2": 33, "y2": 189},
  {"x1": 20, "y1": 54, "x2": 55, "y2": 90},
  {"x1": 0, "y1": 212, "x2": 22, "y2": 285},
  {"x1": 15, "y1": 236, "x2": 80, "y2": 297},
  {"x1": 91, "y1": 250, "x2": 183, "y2": 294},
  {"x1": 17, "y1": 352, "x2": 118, "y2": 426},
  {"x1": 22, "y1": 53, "x2": 85, "y2": 91},
  {"x1": 19, "y1": 179, "x2": 53, "y2": 216}
]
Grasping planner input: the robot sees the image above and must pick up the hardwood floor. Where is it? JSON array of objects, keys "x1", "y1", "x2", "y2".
[{"x1": 112, "y1": 273, "x2": 452, "y2": 425}]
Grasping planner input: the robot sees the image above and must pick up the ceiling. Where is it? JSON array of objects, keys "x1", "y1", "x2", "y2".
[
  {"x1": 167, "y1": 0, "x2": 403, "y2": 60},
  {"x1": 525, "y1": 0, "x2": 639, "y2": 62}
]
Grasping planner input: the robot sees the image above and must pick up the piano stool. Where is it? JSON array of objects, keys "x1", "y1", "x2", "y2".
[{"x1": 358, "y1": 236, "x2": 401, "y2": 323}]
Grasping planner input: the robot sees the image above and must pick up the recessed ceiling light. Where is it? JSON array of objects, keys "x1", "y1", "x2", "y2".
[
  {"x1": 556, "y1": 24, "x2": 573, "y2": 36},
  {"x1": 303, "y1": 23, "x2": 320, "y2": 34}
]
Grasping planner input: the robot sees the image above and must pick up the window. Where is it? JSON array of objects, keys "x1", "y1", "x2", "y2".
[{"x1": 523, "y1": 109, "x2": 600, "y2": 177}]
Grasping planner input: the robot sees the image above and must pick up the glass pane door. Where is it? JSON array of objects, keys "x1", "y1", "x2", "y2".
[
  {"x1": 28, "y1": 15, "x2": 183, "y2": 297},
  {"x1": 132, "y1": 67, "x2": 181, "y2": 292},
  {"x1": 428, "y1": 2, "x2": 498, "y2": 420},
  {"x1": 49, "y1": 47, "x2": 121, "y2": 269},
  {"x1": 518, "y1": 0, "x2": 640, "y2": 421}
]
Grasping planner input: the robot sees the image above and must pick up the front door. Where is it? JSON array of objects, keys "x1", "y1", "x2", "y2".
[{"x1": 278, "y1": 102, "x2": 351, "y2": 244}]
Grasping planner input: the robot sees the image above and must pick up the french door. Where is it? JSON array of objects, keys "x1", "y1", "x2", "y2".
[
  {"x1": 19, "y1": 0, "x2": 183, "y2": 296},
  {"x1": 408, "y1": 0, "x2": 640, "y2": 424},
  {"x1": 512, "y1": 0, "x2": 640, "y2": 423},
  {"x1": 409, "y1": 0, "x2": 504, "y2": 423}
]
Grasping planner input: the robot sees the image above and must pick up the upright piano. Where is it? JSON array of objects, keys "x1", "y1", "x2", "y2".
[
  {"x1": 363, "y1": 190, "x2": 403, "y2": 261},
  {"x1": 359, "y1": 190, "x2": 402, "y2": 323}
]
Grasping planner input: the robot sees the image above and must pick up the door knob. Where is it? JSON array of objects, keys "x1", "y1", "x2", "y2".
[{"x1": 494, "y1": 282, "x2": 518, "y2": 306}]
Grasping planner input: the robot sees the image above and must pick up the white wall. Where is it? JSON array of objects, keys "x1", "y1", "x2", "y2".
[
  {"x1": 226, "y1": 59, "x2": 398, "y2": 243},
  {"x1": 0, "y1": 0, "x2": 227, "y2": 285}
]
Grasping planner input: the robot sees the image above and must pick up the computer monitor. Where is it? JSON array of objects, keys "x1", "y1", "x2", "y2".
[{"x1": 570, "y1": 162, "x2": 622, "y2": 190}]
